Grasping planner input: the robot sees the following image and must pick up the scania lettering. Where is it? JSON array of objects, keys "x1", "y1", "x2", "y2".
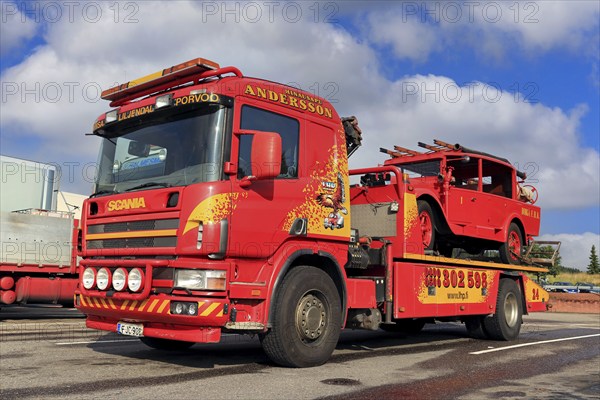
[{"x1": 107, "y1": 197, "x2": 147, "y2": 212}]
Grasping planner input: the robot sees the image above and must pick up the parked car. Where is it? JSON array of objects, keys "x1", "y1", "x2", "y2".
[
  {"x1": 545, "y1": 281, "x2": 577, "y2": 293},
  {"x1": 575, "y1": 282, "x2": 599, "y2": 293}
]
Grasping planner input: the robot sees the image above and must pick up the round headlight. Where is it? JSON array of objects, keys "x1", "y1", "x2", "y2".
[
  {"x1": 128, "y1": 268, "x2": 144, "y2": 292},
  {"x1": 82, "y1": 267, "x2": 96, "y2": 290},
  {"x1": 174, "y1": 303, "x2": 184, "y2": 314},
  {"x1": 96, "y1": 267, "x2": 111, "y2": 291},
  {"x1": 112, "y1": 268, "x2": 127, "y2": 291},
  {"x1": 188, "y1": 303, "x2": 198, "y2": 315}
]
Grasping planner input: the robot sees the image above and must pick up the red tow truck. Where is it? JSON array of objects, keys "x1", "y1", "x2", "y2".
[{"x1": 76, "y1": 57, "x2": 549, "y2": 367}]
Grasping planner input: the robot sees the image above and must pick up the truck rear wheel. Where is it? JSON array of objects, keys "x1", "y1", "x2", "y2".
[
  {"x1": 140, "y1": 337, "x2": 194, "y2": 351},
  {"x1": 260, "y1": 266, "x2": 342, "y2": 367},
  {"x1": 417, "y1": 200, "x2": 436, "y2": 251},
  {"x1": 464, "y1": 316, "x2": 489, "y2": 339},
  {"x1": 499, "y1": 223, "x2": 523, "y2": 264},
  {"x1": 483, "y1": 278, "x2": 523, "y2": 340}
]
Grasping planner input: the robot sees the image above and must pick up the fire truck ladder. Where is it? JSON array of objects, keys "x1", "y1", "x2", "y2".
[
  {"x1": 379, "y1": 145, "x2": 424, "y2": 158},
  {"x1": 418, "y1": 139, "x2": 456, "y2": 152},
  {"x1": 521, "y1": 240, "x2": 562, "y2": 267},
  {"x1": 380, "y1": 139, "x2": 460, "y2": 159}
]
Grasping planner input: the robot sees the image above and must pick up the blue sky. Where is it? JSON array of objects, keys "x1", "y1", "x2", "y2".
[{"x1": 1, "y1": 1, "x2": 599, "y2": 268}]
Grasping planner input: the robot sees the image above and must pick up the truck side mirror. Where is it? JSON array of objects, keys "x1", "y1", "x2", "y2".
[
  {"x1": 236, "y1": 130, "x2": 282, "y2": 187},
  {"x1": 252, "y1": 131, "x2": 282, "y2": 179}
]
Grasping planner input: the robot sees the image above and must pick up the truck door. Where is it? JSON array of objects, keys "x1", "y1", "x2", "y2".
[
  {"x1": 446, "y1": 157, "x2": 508, "y2": 241},
  {"x1": 479, "y1": 160, "x2": 513, "y2": 240},
  {"x1": 445, "y1": 157, "x2": 483, "y2": 235},
  {"x1": 227, "y1": 102, "x2": 305, "y2": 260}
]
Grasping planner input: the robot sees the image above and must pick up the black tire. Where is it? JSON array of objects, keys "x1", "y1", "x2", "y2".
[
  {"x1": 499, "y1": 223, "x2": 523, "y2": 265},
  {"x1": 438, "y1": 242, "x2": 454, "y2": 258},
  {"x1": 483, "y1": 278, "x2": 523, "y2": 340},
  {"x1": 380, "y1": 318, "x2": 426, "y2": 334},
  {"x1": 260, "y1": 266, "x2": 342, "y2": 368},
  {"x1": 464, "y1": 246, "x2": 483, "y2": 256},
  {"x1": 140, "y1": 336, "x2": 194, "y2": 351},
  {"x1": 464, "y1": 316, "x2": 488, "y2": 339},
  {"x1": 417, "y1": 200, "x2": 436, "y2": 251}
]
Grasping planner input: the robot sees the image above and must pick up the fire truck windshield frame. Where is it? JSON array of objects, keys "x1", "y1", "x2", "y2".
[
  {"x1": 94, "y1": 105, "x2": 230, "y2": 194},
  {"x1": 399, "y1": 160, "x2": 441, "y2": 178}
]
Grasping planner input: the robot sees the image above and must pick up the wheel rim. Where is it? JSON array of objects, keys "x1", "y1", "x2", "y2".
[
  {"x1": 507, "y1": 231, "x2": 521, "y2": 261},
  {"x1": 419, "y1": 211, "x2": 433, "y2": 247},
  {"x1": 504, "y1": 292, "x2": 519, "y2": 327},
  {"x1": 295, "y1": 293, "x2": 327, "y2": 342}
]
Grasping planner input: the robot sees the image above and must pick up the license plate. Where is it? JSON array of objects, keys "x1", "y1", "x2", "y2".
[{"x1": 117, "y1": 322, "x2": 144, "y2": 337}]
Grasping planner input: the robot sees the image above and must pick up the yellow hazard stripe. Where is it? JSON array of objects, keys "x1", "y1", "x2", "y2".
[
  {"x1": 200, "y1": 302, "x2": 219, "y2": 317},
  {"x1": 92, "y1": 297, "x2": 102, "y2": 308},
  {"x1": 87, "y1": 229, "x2": 177, "y2": 241},
  {"x1": 138, "y1": 299, "x2": 149, "y2": 312},
  {"x1": 157, "y1": 300, "x2": 169, "y2": 314},
  {"x1": 146, "y1": 299, "x2": 160, "y2": 313},
  {"x1": 80, "y1": 296, "x2": 174, "y2": 315}
]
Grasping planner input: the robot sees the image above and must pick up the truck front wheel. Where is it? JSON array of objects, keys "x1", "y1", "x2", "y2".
[
  {"x1": 483, "y1": 278, "x2": 523, "y2": 340},
  {"x1": 260, "y1": 266, "x2": 342, "y2": 367}
]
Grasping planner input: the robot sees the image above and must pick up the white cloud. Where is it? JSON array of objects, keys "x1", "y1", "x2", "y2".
[
  {"x1": 367, "y1": 13, "x2": 438, "y2": 62},
  {"x1": 349, "y1": 75, "x2": 600, "y2": 210},
  {"x1": 1, "y1": 1, "x2": 598, "y2": 213},
  {"x1": 364, "y1": 1, "x2": 600, "y2": 62},
  {"x1": 487, "y1": 1, "x2": 600, "y2": 53},
  {"x1": 0, "y1": 1, "x2": 378, "y2": 191},
  {"x1": 538, "y1": 232, "x2": 600, "y2": 270},
  {"x1": 0, "y1": 1, "x2": 38, "y2": 55}
]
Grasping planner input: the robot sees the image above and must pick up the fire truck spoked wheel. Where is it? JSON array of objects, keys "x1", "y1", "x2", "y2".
[
  {"x1": 417, "y1": 200, "x2": 436, "y2": 251},
  {"x1": 499, "y1": 223, "x2": 523, "y2": 265},
  {"x1": 482, "y1": 278, "x2": 523, "y2": 341},
  {"x1": 139, "y1": 336, "x2": 195, "y2": 351},
  {"x1": 260, "y1": 265, "x2": 342, "y2": 368}
]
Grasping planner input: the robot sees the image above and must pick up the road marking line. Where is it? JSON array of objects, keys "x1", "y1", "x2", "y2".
[
  {"x1": 525, "y1": 323, "x2": 600, "y2": 328},
  {"x1": 470, "y1": 334, "x2": 600, "y2": 355},
  {"x1": 55, "y1": 339, "x2": 140, "y2": 346}
]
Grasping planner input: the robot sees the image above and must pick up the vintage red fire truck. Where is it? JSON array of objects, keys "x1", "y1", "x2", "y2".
[
  {"x1": 380, "y1": 140, "x2": 541, "y2": 264},
  {"x1": 75, "y1": 58, "x2": 549, "y2": 367}
]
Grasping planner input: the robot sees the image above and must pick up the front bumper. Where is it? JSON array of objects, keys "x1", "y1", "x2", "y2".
[{"x1": 76, "y1": 293, "x2": 229, "y2": 343}]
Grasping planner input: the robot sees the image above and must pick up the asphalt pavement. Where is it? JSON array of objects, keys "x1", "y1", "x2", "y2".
[{"x1": 1, "y1": 309, "x2": 598, "y2": 399}]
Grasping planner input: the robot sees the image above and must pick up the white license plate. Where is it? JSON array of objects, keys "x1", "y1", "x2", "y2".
[{"x1": 117, "y1": 322, "x2": 144, "y2": 337}]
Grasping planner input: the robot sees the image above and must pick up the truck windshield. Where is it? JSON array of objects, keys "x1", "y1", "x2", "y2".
[
  {"x1": 94, "y1": 105, "x2": 229, "y2": 194},
  {"x1": 400, "y1": 160, "x2": 441, "y2": 178}
]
